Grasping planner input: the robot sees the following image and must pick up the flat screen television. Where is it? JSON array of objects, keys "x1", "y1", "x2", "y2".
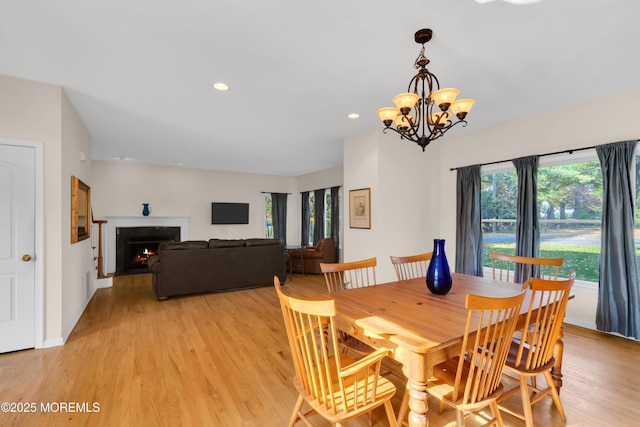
[{"x1": 211, "y1": 202, "x2": 249, "y2": 224}]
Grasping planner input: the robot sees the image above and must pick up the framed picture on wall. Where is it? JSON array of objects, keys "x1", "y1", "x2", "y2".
[
  {"x1": 349, "y1": 188, "x2": 371, "y2": 229},
  {"x1": 71, "y1": 175, "x2": 91, "y2": 243}
]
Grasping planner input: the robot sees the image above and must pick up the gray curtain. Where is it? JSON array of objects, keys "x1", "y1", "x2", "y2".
[
  {"x1": 313, "y1": 189, "x2": 325, "y2": 245},
  {"x1": 301, "y1": 192, "x2": 310, "y2": 247},
  {"x1": 271, "y1": 193, "x2": 287, "y2": 245},
  {"x1": 455, "y1": 165, "x2": 483, "y2": 276},
  {"x1": 330, "y1": 186, "x2": 340, "y2": 262},
  {"x1": 513, "y1": 155, "x2": 540, "y2": 282},
  {"x1": 596, "y1": 140, "x2": 640, "y2": 339}
]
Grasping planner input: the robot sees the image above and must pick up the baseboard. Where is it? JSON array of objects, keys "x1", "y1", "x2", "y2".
[
  {"x1": 96, "y1": 276, "x2": 113, "y2": 288},
  {"x1": 564, "y1": 317, "x2": 596, "y2": 330},
  {"x1": 43, "y1": 337, "x2": 64, "y2": 348},
  {"x1": 61, "y1": 284, "x2": 98, "y2": 343}
]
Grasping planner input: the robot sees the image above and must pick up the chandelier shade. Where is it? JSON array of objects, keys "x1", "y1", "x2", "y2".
[
  {"x1": 450, "y1": 99, "x2": 476, "y2": 120},
  {"x1": 392, "y1": 92, "x2": 420, "y2": 112},
  {"x1": 377, "y1": 107, "x2": 401, "y2": 125},
  {"x1": 377, "y1": 28, "x2": 475, "y2": 151}
]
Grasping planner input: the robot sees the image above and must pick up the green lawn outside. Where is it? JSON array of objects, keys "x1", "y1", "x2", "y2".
[{"x1": 483, "y1": 243, "x2": 601, "y2": 282}]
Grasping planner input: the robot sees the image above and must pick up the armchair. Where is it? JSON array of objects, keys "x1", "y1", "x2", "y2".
[{"x1": 288, "y1": 237, "x2": 336, "y2": 274}]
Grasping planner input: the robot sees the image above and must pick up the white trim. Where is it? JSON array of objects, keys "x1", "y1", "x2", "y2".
[
  {"x1": 538, "y1": 149, "x2": 598, "y2": 167},
  {"x1": 572, "y1": 278, "x2": 598, "y2": 293},
  {"x1": 481, "y1": 267, "x2": 598, "y2": 288},
  {"x1": 563, "y1": 318, "x2": 596, "y2": 330},
  {"x1": 96, "y1": 276, "x2": 113, "y2": 289},
  {"x1": 0, "y1": 138, "x2": 45, "y2": 350},
  {"x1": 103, "y1": 216, "x2": 190, "y2": 274},
  {"x1": 62, "y1": 286, "x2": 96, "y2": 343},
  {"x1": 42, "y1": 337, "x2": 64, "y2": 348}
]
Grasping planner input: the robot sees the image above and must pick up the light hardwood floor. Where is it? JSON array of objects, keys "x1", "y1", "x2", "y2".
[{"x1": 1, "y1": 273, "x2": 639, "y2": 426}]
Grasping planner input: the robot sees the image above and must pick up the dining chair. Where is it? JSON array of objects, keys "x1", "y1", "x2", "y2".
[
  {"x1": 322, "y1": 256, "x2": 409, "y2": 423},
  {"x1": 319, "y1": 258, "x2": 379, "y2": 357},
  {"x1": 273, "y1": 277, "x2": 398, "y2": 427},
  {"x1": 490, "y1": 252, "x2": 563, "y2": 285},
  {"x1": 390, "y1": 252, "x2": 432, "y2": 281},
  {"x1": 421, "y1": 291, "x2": 526, "y2": 427},
  {"x1": 320, "y1": 257, "x2": 377, "y2": 292},
  {"x1": 496, "y1": 272, "x2": 575, "y2": 427}
]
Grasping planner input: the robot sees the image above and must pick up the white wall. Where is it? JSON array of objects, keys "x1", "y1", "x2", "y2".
[
  {"x1": 92, "y1": 161, "x2": 298, "y2": 244},
  {"x1": 344, "y1": 87, "x2": 640, "y2": 329},
  {"x1": 297, "y1": 165, "x2": 343, "y2": 192},
  {"x1": 343, "y1": 128, "x2": 439, "y2": 283},
  {"x1": 91, "y1": 161, "x2": 344, "y2": 265},
  {"x1": 0, "y1": 74, "x2": 92, "y2": 345},
  {"x1": 60, "y1": 92, "x2": 93, "y2": 341}
]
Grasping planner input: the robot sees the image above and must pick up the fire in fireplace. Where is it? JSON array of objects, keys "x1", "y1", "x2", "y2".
[{"x1": 116, "y1": 226, "x2": 180, "y2": 275}]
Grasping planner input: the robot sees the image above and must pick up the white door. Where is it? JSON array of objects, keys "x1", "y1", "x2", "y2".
[{"x1": 0, "y1": 143, "x2": 36, "y2": 353}]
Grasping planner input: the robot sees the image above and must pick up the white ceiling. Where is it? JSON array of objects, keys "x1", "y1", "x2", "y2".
[{"x1": 1, "y1": 0, "x2": 639, "y2": 176}]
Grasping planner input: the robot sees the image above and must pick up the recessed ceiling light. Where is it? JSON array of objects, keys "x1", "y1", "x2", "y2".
[
  {"x1": 213, "y1": 82, "x2": 229, "y2": 91},
  {"x1": 348, "y1": 113, "x2": 360, "y2": 119},
  {"x1": 475, "y1": 0, "x2": 542, "y2": 4}
]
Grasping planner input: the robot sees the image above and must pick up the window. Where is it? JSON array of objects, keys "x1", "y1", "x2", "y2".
[
  {"x1": 264, "y1": 194, "x2": 274, "y2": 238},
  {"x1": 481, "y1": 152, "x2": 603, "y2": 283},
  {"x1": 308, "y1": 192, "x2": 316, "y2": 244},
  {"x1": 303, "y1": 188, "x2": 341, "y2": 246},
  {"x1": 481, "y1": 169, "x2": 517, "y2": 263},
  {"x1": 537, "y1": 158, "x2": 602, "y2": 282}
]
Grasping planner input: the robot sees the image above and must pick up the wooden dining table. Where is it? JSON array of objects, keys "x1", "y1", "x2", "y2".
[{"x1": 327, "y1": 273, "x2": 568, "y2": 427}]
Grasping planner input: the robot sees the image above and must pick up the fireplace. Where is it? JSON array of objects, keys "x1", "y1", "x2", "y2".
[{"x1": 115, "y1": 226, "x2": 180, "y2": 275}]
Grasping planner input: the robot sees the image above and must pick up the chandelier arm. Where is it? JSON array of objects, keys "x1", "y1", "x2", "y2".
[
  {"x1": 382, "y1": 126, "x2": 415, "y2": 141},
  {"x1": 378, "y1": 28, "x2": 473, "y2": 151}
]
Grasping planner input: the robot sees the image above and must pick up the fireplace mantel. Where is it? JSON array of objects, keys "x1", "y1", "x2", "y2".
[{"x1": 103, "y1": 216, "x2": 189, "y2": 275}]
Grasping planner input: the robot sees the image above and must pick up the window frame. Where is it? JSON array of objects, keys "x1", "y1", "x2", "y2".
[{"x1": 480, "y1": 149, "x2": 602, "y2": 291}]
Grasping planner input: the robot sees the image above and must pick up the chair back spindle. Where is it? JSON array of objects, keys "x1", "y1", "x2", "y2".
[
  {"x1": 320, "y1": 257, "x2": 377, "y2": 292},
  {"x1": 491, "y1": 252, "x2": 563, "y2": 285},
  {"x1": 425, "y1": 291, "x2": 526, "y2": 426},
  {"x1": 273, "y1": 277, "x2": 398, "y2": 426},
  {"x1": 496, "y1": 272, "x2": 575, "y2": 426},
  {"x1": 390, "y1": 252, "x2": 432, "y2": 281}
]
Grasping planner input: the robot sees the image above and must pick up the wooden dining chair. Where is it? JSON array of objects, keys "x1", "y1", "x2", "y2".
[
  {"x1": 423, "y1": 291, "x2": 526, "y2": 427},
  {"x1": 496, "y1": 272, "x2": 575, "y2": 427},
  {"x1": 390, "y1": 252, "x2": 432, "y2": 281},
  {"x1": 319, "y1": 258, "x2": 378, "y2": 357},
  {"x1": 273, "y1": 277, "x2": 398, "y2": 427},
  {"x1": 490, "y1": 252, "x2": 563, "y2": 285},
  {"x1": 320, "y1": 257, "x2": 377, "y2": 292}
]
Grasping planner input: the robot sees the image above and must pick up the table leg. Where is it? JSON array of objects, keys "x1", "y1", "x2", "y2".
[
  {"x1": 407, "y1": 378, "x2": 429, "y2": 427},
  {"x1": 551, "y1": 325, "x2": 565, "y2": 393}
]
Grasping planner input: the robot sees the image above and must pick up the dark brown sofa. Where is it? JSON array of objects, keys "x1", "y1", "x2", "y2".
[
  {"x1": 288, "y1": 237, "x2": 337, "y2": 274},
  {"x1": 147, "y1": 238, "x2": 288, "y2": 300}
]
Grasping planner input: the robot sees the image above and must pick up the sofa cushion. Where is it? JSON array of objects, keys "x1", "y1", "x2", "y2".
[
  {"x1": 159, "y1": 240, "x2": 208, "y2": 251},
  {"x1": 244, "y1": 238, "x2": 281, "y2": 247},
  {"x1": 208, "y1": 239, "x2": 246, "y2": 248}
]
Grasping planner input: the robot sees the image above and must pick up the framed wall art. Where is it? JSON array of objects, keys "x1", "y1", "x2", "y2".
[
  {"x1": 349, "y1": 188, "x2": 371, "y2": 229},
  {"x1": 71, "y1": 175, "x2": 91, "y2": 243}
]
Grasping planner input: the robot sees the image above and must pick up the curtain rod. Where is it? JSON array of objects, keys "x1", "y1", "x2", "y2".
[
  {"x1": 449, "y1": 144, "x2": 602, "y2": 171},
  {"x1": 260, "y1": 191, "x2": 292, "y2": 195}
]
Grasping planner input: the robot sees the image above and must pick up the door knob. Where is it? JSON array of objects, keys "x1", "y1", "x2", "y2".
[{"x1": 22, "y1": 254, "x2": 32, "y2": 262}]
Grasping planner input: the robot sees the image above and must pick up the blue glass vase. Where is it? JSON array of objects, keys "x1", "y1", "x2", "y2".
[
  {"x1": 426, "y1": 239, "x2": 453, "y2": 295},
  {"x1": 142, "y1": 203, "x2": 150, "y2": 216}
]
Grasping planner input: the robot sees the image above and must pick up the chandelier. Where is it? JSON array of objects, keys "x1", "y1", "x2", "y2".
[{"x1": 377, "y1": 29, "x2": 475, "y2": 151}]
